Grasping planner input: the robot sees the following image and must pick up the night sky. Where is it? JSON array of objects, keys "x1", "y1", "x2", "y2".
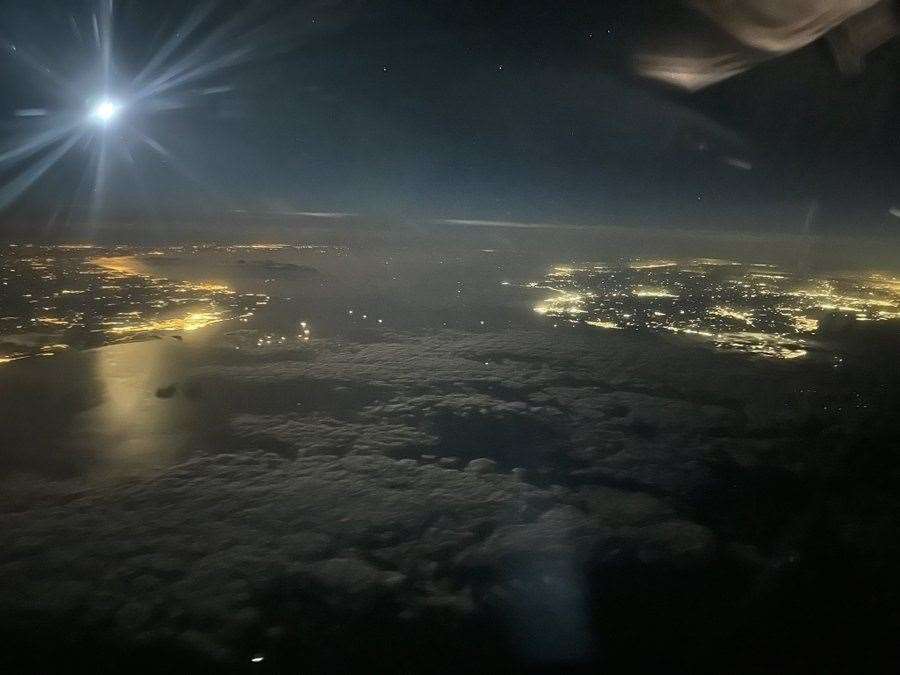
[{"x1": 1, "y1": 0, "x2": 898, "y2": 238}]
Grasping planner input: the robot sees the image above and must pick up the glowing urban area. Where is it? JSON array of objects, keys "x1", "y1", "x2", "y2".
[{"x1": 3, "y1": 243, "x2": 898, "y2": 365}]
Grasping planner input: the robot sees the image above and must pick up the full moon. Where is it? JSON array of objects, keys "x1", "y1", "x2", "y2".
[{"x1": 92, "y1": 99, "x2": 121, "y2": 123}]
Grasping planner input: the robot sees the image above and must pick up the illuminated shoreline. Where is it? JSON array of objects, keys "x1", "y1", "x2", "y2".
[{"x1": 1, "y1": 248, "x2": 265, "y2": 365}]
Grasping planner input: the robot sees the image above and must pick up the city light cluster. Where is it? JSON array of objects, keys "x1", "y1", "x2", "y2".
[{"x1": 528, "y1": 259, "x2": 900, "y2": 359}]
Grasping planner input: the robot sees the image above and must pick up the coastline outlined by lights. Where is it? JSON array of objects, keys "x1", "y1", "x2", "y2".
[{"x1": 0, "y1": 246, "x2": 268, "y2": 364}]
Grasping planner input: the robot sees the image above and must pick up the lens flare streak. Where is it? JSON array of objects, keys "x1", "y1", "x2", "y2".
[{"x1": 0, "y1": 0, "x2": 293, "y2": 219}]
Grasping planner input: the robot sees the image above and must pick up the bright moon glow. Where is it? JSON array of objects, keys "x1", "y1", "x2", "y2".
[
  {"x1": 92, "y1": 100, "x2": 121, "y2": 123},
  {"x1": 0, "y1": 3, "x2": 259, "y2": 213}
]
